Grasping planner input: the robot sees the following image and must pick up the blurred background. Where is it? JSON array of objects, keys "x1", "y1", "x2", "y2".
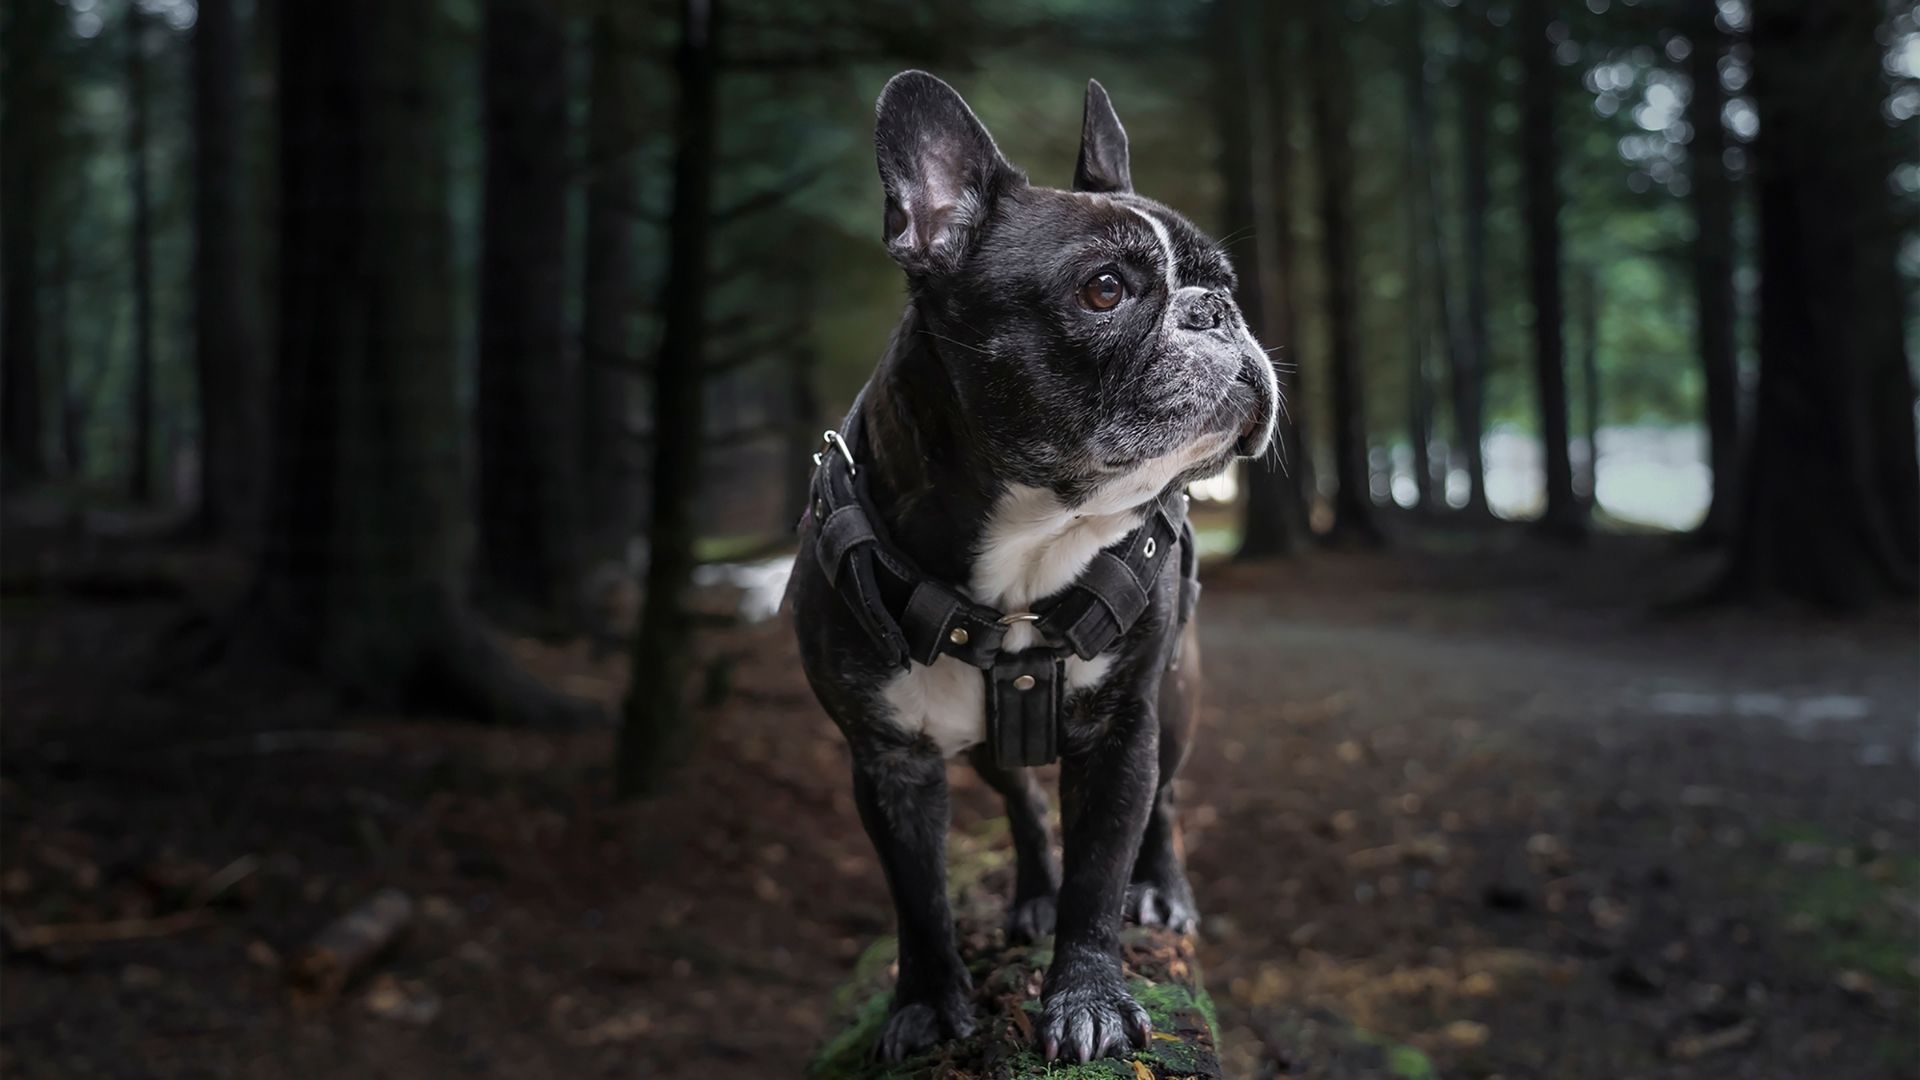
[{"x1": 1, "y1": 0, "x2": 1916, "y2": 1076}]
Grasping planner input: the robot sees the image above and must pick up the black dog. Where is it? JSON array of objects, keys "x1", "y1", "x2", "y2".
[{"x1": 789, "y1": 71, "x2": 1277, "y2": 1065}]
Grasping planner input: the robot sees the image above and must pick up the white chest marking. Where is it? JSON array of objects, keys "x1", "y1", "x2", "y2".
[{"x1": 879, "y1": 446, "x2": 1224, "y2": 758}]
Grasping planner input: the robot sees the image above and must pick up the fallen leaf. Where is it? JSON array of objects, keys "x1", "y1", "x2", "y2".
[
  {"x1": 1441, "y1": 1020, "x2": 1489, "y2": 1049},
  {"x1": 1835, "y1": 970, "x2": 1875, "y2": 996},
  {"x1": 1130, "y1": 1060, "x2": 1154, "y2": 1079}
]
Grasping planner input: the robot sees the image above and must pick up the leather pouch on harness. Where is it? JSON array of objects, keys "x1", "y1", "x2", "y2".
[{"x1": 986, "y1": 651, "x2": 1063, "y2": 770}]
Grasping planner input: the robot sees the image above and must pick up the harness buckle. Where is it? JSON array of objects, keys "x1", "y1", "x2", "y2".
[{"x1": 812, "y1": 429, "x2": 857, "y2": 475}]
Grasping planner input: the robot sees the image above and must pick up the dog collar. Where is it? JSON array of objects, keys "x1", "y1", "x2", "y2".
[{"x1": 802, "y1": 397, "x2": 1199, "y2": 769}]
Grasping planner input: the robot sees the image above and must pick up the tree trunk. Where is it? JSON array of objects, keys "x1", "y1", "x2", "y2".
[
  {"x1": 0, "y1": 0, "x2": 57, "y2": 488},
  {"x1": 1221, "y1": 0, "x2": 1310, "y2": 558},
  {"x1": 1517, "y1": 0, "x2": 1581, "y2": 538},
  {"x1": 128, "y1": 12, "x2": 157, "y2": 504},
  {"x1": 1576, "y1": 265, "x2": 1602, "y2": 507},
  {"x1": 580, "y1": 1, "x2": 644, "y2": 563},
  {"x1": 254, "y1": 0, "x2": 597, "y2": 726},
  {"x1": 49, "y1": 236, "x2": 73, "y2": 477},
  {"x1": 1724, "y1": 0, "x2": 1918, "y2": 607},
  {"x1": 1411, "y1": 0, "x2": 1476, "y2": 515},
  {"x1": 477, "y1": 0, "x2": 579, "y2": 626},
  {"x1": 617, "y1": 0, "x2": 720, "y2": 798},
  {"x1": 1686, "y1": 0, "x2": 1740, "y2": 544},
  {"x1": 1308, "y1": 0, "x2": 1378, "y2": 544},
  {"x1": 1406, "y1": 331, "x2": 1434, "y2": 512},
  {"x1": 1400, "y1": 0, "x2": 1435, "y2": 513},
  {"x1": 1267, "y1": 10, "x2": 1317, "y2": 530},
  {"x1": 194, "y1": 0, "x2": 265, "y2": 539},
  {"x1": 1399, "y1": 205, "x2": 1434, "y2": 514},
  {"x1": 1454, "y1": 0, "x2": 1494, "y2": 515}
]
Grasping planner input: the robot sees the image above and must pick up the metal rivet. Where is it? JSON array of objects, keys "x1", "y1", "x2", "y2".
[
  {"x1": 1013, "y1": 674, "x2": 1036, "y2": 691},
  {"x1": 1144, "y1": 538, "x2": 1157, "y2": 558},
  {"x1": 949, "y1": 627, "x2": 969, "y2": 646}
]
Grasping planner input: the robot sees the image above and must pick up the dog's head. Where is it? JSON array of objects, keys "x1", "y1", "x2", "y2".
[{"x1": 875, "y1": 71, "x2": 1278, "y2": 509}]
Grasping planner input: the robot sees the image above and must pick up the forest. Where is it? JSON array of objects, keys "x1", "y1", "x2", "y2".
[{"x1": 1, "y1": 0, "x2": 1916, "y2": 1077}]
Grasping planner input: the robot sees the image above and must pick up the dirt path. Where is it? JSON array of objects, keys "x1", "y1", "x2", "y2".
[
  {"x1": 2, "y1": 536, "x2": 1913, "y2": 1078},
  {"x1": 1187, "y1": 546, "x2": 1917, "y2": 1079}
]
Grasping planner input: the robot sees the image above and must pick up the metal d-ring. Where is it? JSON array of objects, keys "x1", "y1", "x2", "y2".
[
  {"x1": 812, "y1": 429, "x2": 856, "y2": 475},
  {"x1": 997, "y1": 612, "x2": 1041, "y2": 626}
]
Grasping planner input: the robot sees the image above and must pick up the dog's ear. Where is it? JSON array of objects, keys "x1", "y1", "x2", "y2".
[
  {"x1": 1073, "y1": 79, "x2": 1132, "y2": 194},
  {"x1": 875, "y1": 71, "x2": 1019, "y2": 275}
]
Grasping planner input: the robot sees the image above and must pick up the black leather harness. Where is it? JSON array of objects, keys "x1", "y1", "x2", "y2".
[{"x1": 803, "y1": 406, "x2": 1199, "y2": 770}]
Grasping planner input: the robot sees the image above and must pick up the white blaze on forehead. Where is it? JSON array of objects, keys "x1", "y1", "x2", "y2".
[{"x1": 1123, "y1": 205, "x2": 1180, "y2": 293}]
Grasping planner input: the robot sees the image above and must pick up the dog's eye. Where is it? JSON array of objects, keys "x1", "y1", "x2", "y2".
[{"x1": 1079, "y1": 272, "x2": 1127, "y2": 312}]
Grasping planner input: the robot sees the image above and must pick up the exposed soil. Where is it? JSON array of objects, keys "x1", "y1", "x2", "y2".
[{"x1": 3, "y1": 528, "x2": 1915, "y2": 1079}]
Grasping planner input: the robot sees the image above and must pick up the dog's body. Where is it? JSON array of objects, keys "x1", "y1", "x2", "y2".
[{"x1": 789, "y1": 72, "x2": 1277, "y2": 1064}]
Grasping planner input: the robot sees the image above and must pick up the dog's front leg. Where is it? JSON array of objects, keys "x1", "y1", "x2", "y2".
[
  {"x1": 1038, "y1": 696, "x2": 1158, "y2": 1063},
  {"x1": 850, "y1": 743, "x2": 974, "y2": 1061}
]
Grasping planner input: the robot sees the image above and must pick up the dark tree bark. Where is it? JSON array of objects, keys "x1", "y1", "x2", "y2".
[
  {"x1": 1398, "y1": 193, "x2": 1434, "y2": 513},
  {"x1": 1576, "y1": 265, "x2": 1601, "y2": 506},
  {"x1": 128, "y1": 11, "x2": 157, "y2": 503},
  {"x1": 617, "y1": 0, "x2": 720, "y2": 797},
  {"x1": 1725, "y1": 0, "x2": 1918, "y2": 607},
  {"x1": 253, "y1": 0, "x2": 596, "y2": 725},
  {"x1": 48, "y1": 235, "x2": 73, "y2": 476},
  {"x1": 1409, "y1": 0, "x2": 1477, "y2": 514},
  {"x1": 1399, "y1": 0, "x2": 1436, "y2": 513},
  {"x1": 1221, "y1": 0, "x2": 1309, "y2": 558},
  {"x1": 194, "y1": 0, "x2": 265, "y2": 538},
  {"x1": 1454, "y1": 0, "x2": 1494, "y2": 515},
  {"x1": 1266, "y1": 14, "x2": 1317, "y2": 529},
  {"x1": 0, "y1": 0, "x2": 59, "y2": 487},
  {"x1": 1517, "y1": 0, "x2": 1582, "y2": 538},
  {"x1": 1307, "y1": 0, "x2": 1378, "y2": 544},
  {"x1": 477, "y1": 0, "x2": 580, "y2": 625},
  {"x1": 580, "y1": 2, "x2": 645, "y2": 563},
  {"x1": 1685, "y1": 0, "x2": 1740, "y2": 543}
]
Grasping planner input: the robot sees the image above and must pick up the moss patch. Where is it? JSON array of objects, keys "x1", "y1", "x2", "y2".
[
  {"x1": 1756, "y1": 823, "x2": 1920, "y2": 990},
  {"x1": 1384, "y1": 1043, "x2": 1436, "y2": 1080}
]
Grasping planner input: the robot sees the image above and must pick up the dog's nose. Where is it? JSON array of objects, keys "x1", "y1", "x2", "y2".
[{"x1": 1174, "y1": 287, "x2": 1226, "y2": 331}]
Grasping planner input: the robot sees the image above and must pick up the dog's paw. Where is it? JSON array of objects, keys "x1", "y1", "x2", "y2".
[
  {"x1": 1038, "y1": 974, "x2": 1152, "y2": 1063},
  {"x1": 1006, "y1": 894, "x2": 1057, "y2": 944},
  {"x1": 874, "y1": 991, "x2": 974, "y2": 1063},
  {"x1": 1126, "y1": 876, "x2": 1199, "y2": 936}
]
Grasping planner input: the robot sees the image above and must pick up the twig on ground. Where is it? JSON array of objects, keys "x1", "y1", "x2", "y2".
[{"x1": 289, "y1": 888, "x2": 414, "y2": 1000}]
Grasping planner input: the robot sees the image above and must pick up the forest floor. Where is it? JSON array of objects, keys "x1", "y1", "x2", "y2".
[{"x1": 2, "y1": 520, "x2": 1915, "y2": 1079}]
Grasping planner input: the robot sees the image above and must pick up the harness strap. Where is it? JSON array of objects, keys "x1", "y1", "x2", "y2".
[{"x1": 803, "y1": 401, "x2": 1200, "y2": 768}]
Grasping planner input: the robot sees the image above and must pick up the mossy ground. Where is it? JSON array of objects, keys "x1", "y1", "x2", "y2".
[
  {"x1": 1754, "y1": 823, "x2": 1920, "y2": 992},
  {"x1": 807, "y1": 918, "x2": 1222, "y2": 1080}
]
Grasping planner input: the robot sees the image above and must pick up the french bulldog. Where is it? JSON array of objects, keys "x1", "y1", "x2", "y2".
[{"x1": 789, "y1": 70, "x2": 1278, "y2": 1065}]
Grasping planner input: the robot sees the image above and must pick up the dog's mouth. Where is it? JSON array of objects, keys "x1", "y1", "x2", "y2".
[
  {"x1": 1233, "y1": 416, "x2": 1264, "y2": 457},
  {"x1": 1227, "y1": 360, "x2": 1277, "y2": 458}
]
